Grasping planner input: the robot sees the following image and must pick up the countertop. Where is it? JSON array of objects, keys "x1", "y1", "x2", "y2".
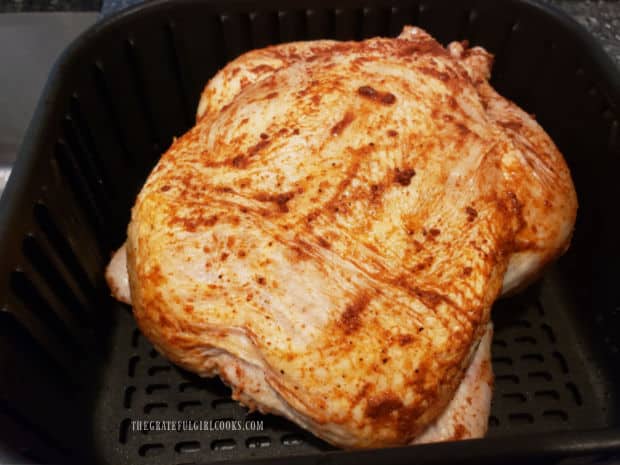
[{"x1": 551, "y1": 0, "x2": 620, "y2": 66}]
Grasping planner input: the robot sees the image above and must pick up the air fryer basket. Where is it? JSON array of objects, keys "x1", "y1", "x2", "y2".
[{"x1": 1, "y1": 0, "x2": 619, "y2": 463}]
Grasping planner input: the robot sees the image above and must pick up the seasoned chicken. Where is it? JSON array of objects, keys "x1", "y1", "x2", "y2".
[
  {"x1": 106, "y1": 242, "x2": 131, "y2": 305},
  {"x1": 447, "y1": 42, "x2": 577, "y2": 294},
  {"x1": 413, "y1": 322, "x2": 493, "y2": 443},
  {"x1": 106, "y1": 27, "x2": 576, "y2": 448}
]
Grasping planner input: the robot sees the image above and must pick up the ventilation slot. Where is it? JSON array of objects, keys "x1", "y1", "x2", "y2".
[
  {"x1": 146, "y1": 384, "x2": 170, "y2": 395},
  {"x1": 305, "y1": 9, "x2": 334, "y2": 40},
  {"x1": 179, "y1": 382, "x2": 204, "y2": 393},
  {"x1": 277, "y1": 10, "x2": 307, "y2": 42},
  {"x1": 148, "y1": 365, "x2": 172, "y2": 376},
  {"x1": 175, "y1": 441, "x2": 201, "y2": 453},
  {"x1": 387, "y1": 5, "x2": 419, "y2": 37},
  {"x1": 249, "y1": 11, "x2": 280, "y2": 49},
  {"x1": 360, "y1": 7, "x2": 390, "y2": 39},
  {"x1": 459, "y1": 8, "x2": 478, "y2": 40},
  {"x1": 124, "y1": 38, "x2": 162, "y2": 155},
  {"x1": 490, "y1": 20, "x2": 521, "y2": 87},
  {"x1": 521, "y1": 353, "x2": 544, "y2": 364},
  {"x1": 119, "y1": 418, "x2": 131, "y2": 444},
  {"x1": 22, "y1": 235, "x2": 91, "y2": 328},
  {"x1": 220, "y1": 13, "x2": 252, "y2": 61},
  {"x1": 416, "y1": 1, "x2": 467, "y2": 44},
  {"x1": 566, "y1": 383, "x2": 582, "y2": 406},
  {"x1": 131, "y1": 328, "x2": 141, "y2": 348},
  {"x1": 542, "y1": 410, "x2": 568, "y2": 422},
  {"x1": 492, "y1": 356, "x2": 513, "y2": 368},
  {"x1": 179, "y1": 379, "x2": 229, "y2": 397},
  {"x1": 33, "y1": 203, "x2": 97, "y2": 300},
  {"x1": 496, "y1": 374, "x2": 519, "y2": 385},
  {"x1": 63, "y1": 101, "x2": 114, "y2": 225},
  {"x1": 502, "y1": 392, "x2": 527, "y2": 404},
  {"x1": 552, "y1": 352, "x2": 568, "y2": 373},
  {"x1": 535, "y1": 390, "x2": 560, "y2": 401},
  {"x1": 508, "y1": 413, "x2": 533, "y2": 425},
  {"x1": 138, "y1": 443, "x2": 164, "y2": 457},
  {"x1": 528, "y1": 371, "x2": 552, "y2": 382},
  {"x1": 91, "y1": 61, "x2": 135, "y2": 168},
  {"x1": 128, "y1": 356, "x2": 140, "y2": 377},
  {"x1": 164, "y1": 21, "x2": 193, "y2": 128},
  {"x1": 124, "y1": 387, "x2": 136, "y2": 409},
  {"x1": 541, "y1": 324, "x2": 556, "y2": 343},
  {"x1": 9, "y1": 271, "x2": 80, "y2": 353},
  {"x1": 211, "y1": 439, "x2": 236, "y2": 451},
  {"x1": 281, "y1": 434, "x2": 305, "y2": 446},
  {"x1": 246, "y1": 436, "x2": 271, "y2": 449},
  {"x1": 332, "y1": 8, "x2": 362, "y2": 41},
  {"x1": 63, "y1": 96, "x2": 114, "y2": 209},
  {"x1": 53, "y1": 140, "x2": 108, "y2": 251}
]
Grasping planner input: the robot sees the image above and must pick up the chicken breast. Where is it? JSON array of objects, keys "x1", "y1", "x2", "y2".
[{"x1": 105, "y1": 27, "x2": 576, "y2": 448}]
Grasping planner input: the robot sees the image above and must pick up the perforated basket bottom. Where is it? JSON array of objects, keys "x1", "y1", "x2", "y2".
[{"x1": 92, "y1": 266, "x2": 608, "y2": 464}]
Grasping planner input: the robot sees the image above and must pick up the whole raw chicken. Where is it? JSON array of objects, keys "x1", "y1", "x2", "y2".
[{"x1": 106, "y1": 27, "x2": 577, "y2": 448}]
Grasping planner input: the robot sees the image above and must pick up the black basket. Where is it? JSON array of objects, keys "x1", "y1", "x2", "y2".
[{"x1": 1, "y1": 0, "x2": 620, "y2": 463}]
